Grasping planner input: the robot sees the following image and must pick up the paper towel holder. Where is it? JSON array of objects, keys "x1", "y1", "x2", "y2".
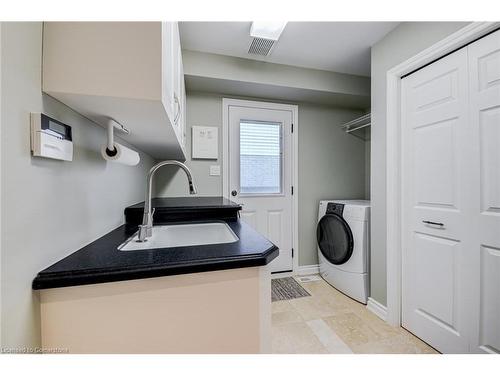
[{"x1": 105, "y1": 118, "x2": 130, "y2": 157}]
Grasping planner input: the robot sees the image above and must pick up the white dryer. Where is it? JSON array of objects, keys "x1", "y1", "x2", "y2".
[{"x1": 317, "y1": 200, "x2": 370, "y2": 304}]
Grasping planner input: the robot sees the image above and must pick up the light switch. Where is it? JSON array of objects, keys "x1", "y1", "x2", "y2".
[{"x1": 209, "y1": 165, "x2": 221, "y2": 176}]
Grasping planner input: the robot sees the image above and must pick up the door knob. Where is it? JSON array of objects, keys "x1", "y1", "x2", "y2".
[{"x1": 231, "y1": 190, "x2": 238, "y2": 197}]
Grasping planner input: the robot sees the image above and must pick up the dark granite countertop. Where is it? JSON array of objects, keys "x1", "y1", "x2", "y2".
[
  {"x1": 33, "y1": 197, "x2": 278, "y2": 290},
  {"x1": 33, "y1": 219, "x2": 278, "y2": 290}
]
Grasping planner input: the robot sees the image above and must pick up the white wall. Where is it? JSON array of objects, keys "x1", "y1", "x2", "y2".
[
  {"x1": 370, "y1": 22, "x2": 469, "y2": 306},
  {"x1": 0, "y1": 22, "x2": 155, "y2": 349},
  {"x1": 156, "y1": 92, "x2": 368, "y2": 267}
]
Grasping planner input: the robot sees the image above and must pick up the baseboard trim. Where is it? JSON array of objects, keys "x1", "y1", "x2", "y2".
[
  {"x1": 297, "y1": 264, "x2": 320, "y2": 276},
  {"x1": 271, "y1": 271, "x2": 293, "y2": 279},
  {"x1": 367, "y1": 297, "x2": 388, "y2": 321}
]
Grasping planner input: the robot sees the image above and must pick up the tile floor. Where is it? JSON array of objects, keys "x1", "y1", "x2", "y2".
[{"x1": 271, "y1": 276, "x2": 439, "y2": 354}]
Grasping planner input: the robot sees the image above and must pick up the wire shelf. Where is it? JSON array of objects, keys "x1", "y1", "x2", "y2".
[{"x1": 341, "y1": 113, "x2": 371, "y2": 140}]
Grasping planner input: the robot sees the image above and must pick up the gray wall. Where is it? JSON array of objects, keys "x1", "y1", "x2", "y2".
[
  {"x1": 370, "y1": 22, "x2": 469, "y2": 306},
  {"x1": 155, "y1": 93, "x2": 223, "y2": 197},
  {"x1": 156, "y1": 92, "x2": 368, "y2": 267},
  {"x1": 297, "y1": 104, "x2": 366, "y2": 266},
  {"x1": 183, "y1": 50, "x2": 371, "y2": 108},
  {"x1": 183, "y1": 50, "x2": 371, "y2": 97},
  {"x1": 365, "y1": 138, "x2": 371, "y2": 199},
  {"x1": 0, "y1": 22, "x2": 155, "y2": 349}
]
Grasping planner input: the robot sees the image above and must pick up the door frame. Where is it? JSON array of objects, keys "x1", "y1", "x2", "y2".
[
  {"x1": 385, "y1": 22, "x2": 500, "y2": 327},
  {"x1": 222, "y1": 98, "x2": 299, "y2": 275}
]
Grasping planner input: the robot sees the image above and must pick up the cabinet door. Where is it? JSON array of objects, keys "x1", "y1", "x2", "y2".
[
  {"x1": 161, "y1": 22, "x2": 175, "y2": 122},
  {"x1": 181, "y1": 74, "x2": 187, "y2": 147},
  {"x1": 178, "y1": 60, "x2": 187, "y2": 147},
  {"x1": 172, "y1": 23, "x2": 183, "y2": 137}
]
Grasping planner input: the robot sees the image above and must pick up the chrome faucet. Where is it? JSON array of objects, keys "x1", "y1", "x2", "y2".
[{"x1": 137, "y1": 160, "x2": 197, "y2": 242}]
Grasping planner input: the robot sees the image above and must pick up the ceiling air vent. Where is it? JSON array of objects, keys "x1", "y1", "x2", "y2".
[{"x1": 248, "y1": 37, "x2": 275, "y2": 56}]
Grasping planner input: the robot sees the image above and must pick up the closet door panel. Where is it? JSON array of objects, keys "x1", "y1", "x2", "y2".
[
  {"x1": 402, "y1": 27, "x2": 500, "y2": 355},
  {"x1": 401, "y1": 47, "x2": 472, "y2": 354},
  {"x1": 478, "y1": 246, "x2": 500, "y2": 354},
  {"x1": 468, "y1": 29, "x2": 500, "y2": 354}
]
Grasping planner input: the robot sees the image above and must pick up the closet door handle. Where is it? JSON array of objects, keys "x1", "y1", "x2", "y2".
[{"x1": 422, "y1": 220, "x2": 445, "y2": 227}]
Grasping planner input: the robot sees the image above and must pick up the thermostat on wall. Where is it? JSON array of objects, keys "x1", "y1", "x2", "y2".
[{"x1": 30, "y1": 113, "x2": 73, "y2": 161}]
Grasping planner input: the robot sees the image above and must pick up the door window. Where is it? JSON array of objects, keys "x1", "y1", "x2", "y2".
[{"x1": 239, "y1": 120, "x2": 283, "y2": 195}]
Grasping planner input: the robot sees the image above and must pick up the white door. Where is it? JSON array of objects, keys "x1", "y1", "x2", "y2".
[
  {"x1": 225, "y1": 100, "x2": 295, "y2": 273},
  {"x1": 467, "y1": 30, "x2": 500, "y2": 354},
  {"x1": 401, "y1": 29, "x2": 500, "y2": 354},
  {"x1": 401, "y1": 47, "x2": 472, "y2": 353}
]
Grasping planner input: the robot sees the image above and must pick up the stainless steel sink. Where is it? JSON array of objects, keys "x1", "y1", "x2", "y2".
[{"x1": 119, "y1": 221, "x2": 238, "y2": 251}]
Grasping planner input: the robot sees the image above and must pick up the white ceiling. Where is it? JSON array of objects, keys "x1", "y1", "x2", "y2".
[{"x1": 179, "y1": 22, "x2": 399, "y2": 77}]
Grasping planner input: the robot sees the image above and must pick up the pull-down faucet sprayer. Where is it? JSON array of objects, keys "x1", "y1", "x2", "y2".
[{"x1": 137, "y1": 160, "x2": 197, "y2": 242}]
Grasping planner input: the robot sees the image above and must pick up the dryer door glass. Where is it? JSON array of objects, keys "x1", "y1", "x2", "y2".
[{"x1": 317, "y1": 214, "x2": 354, "y2": 265}]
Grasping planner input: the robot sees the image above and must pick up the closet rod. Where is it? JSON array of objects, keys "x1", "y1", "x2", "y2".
[
  {"x1": 346, "y1": 122, "x2": 371, "y2": 133},
  {"x1": 341, "y1": 113, "x2": 371, "y2": 131}
]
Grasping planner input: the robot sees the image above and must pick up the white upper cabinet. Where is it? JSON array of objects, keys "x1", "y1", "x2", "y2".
[
  {"x1": 42, "y1": 22, "x2": 187, "y2": 160},
  {"x1": 171, "y1": 23, "x2": 187, "y2": 147}
]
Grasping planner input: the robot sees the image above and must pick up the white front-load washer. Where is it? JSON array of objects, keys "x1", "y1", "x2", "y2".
[{"x1": 317, "y1": 200, "x2": 370, "y2": 304}]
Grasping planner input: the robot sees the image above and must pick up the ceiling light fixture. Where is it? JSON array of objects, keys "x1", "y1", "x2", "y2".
[{"x1": 250, "y1": 21, "x2": 287, "y2": 41}]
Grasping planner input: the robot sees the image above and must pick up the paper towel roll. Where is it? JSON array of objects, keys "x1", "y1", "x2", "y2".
[{"x1": 101, "y1": 142, "x2": 140, "y2": 166}]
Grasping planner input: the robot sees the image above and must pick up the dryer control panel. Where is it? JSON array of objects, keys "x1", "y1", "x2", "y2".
[{"x1": 326, "y1": 202, "x2": 344, "y2": 216}]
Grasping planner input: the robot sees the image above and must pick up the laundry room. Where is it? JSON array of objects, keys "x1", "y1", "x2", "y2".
[
  {"x1": 151, "y1": 28, "x2": 376, "y2": 350},
  {"x1": 1, "y1": 5, "x2": 499, "y2": 369}
]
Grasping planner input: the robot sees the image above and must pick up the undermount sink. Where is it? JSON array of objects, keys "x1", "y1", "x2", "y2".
[{"x1": 119, "y1": 221, "x2": 239, "y2": 251}]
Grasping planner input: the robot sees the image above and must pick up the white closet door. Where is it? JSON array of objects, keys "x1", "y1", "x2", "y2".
[
  {"x1": 468, "y1": 30, "x2": 500, "y2": 354},
  {"x1": 401, "y1": 47, "x2": 472, "y2": 353}
]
